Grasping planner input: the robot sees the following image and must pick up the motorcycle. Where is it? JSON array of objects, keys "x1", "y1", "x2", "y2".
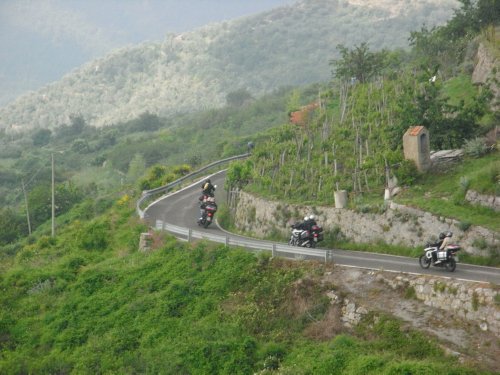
[
  {"x1": 419, "y1": 243, "x2": 461, "y2": 272},
  {"x1": 198, "y1": 198, "x2": 217, "y2": 228},
  {"x1": 289, "y1": 223, "x2": 324, "y2": 248}
]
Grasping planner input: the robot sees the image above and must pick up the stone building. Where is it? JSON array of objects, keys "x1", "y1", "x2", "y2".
[{"x1": 403, "y1": 125, "x2": 431, "y2": 172}]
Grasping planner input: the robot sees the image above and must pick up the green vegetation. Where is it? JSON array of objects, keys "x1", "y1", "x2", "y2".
[
  {"x1": 0, "y1": 87, "x2": 295, "y2": 244},
  {"x1": 395, "y1": 152, "x2": 500, "y2": 232},
  {"x1": 0, "y1": 199, "x2": 492, "y2": 374},
  {"x1": 225, "y1": 0, "x2": 499, "y2": 234}
]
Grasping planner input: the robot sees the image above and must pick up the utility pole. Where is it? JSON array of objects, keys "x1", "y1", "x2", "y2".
[
  {"x1": 51, "y1": 152, "x2": 55, "y2": 237},
  {"x1": 22, "y1": 179, "x2": 31, "y2": 235}
]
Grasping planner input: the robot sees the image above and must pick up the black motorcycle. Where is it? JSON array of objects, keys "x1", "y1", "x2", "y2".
[
  {"x1": 419, "y1": 243, "x2": 461, "y2": 272},
  {"x1": 289, "y1": 223, "x2": 324, "y2": 248}
]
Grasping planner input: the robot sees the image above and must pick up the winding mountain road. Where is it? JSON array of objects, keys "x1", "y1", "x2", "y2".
[{"x1": 143, "y1": 171, "x2": 500, "y2": 285}]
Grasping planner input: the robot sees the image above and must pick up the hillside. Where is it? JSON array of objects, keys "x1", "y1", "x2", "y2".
[
  {"x1": 0, "y1": 199, "x2": 498, "y2": 373},
  {"x1": 0, "y1": 0, "x2": 458, "y2": 132}
]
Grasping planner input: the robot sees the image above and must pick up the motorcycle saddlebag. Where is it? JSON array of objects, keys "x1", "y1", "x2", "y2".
[{"x1": 437, "y1": 251, "x2": 447, "y2": 260}]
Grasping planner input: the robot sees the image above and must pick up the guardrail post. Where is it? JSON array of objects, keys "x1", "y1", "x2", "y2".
[
  {"x1": 272, "y1": 243, "x2": 276, "y2": 258},
  {"x1": 188, "y1": 229, "x2": 192, "y2": 242},
  {"x1": 162, "y1": 213, "x2": 168, "y2": 231},
  {"x1": 225, "y1": 236, "x2": 230, "y2": 247}
]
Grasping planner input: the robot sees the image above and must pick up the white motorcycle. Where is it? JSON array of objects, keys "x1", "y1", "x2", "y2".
[{"x1": 419, "y1": 243, "x2": 461, "y2": 272}]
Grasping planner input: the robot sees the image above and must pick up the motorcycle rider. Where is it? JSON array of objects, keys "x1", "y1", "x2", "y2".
[
  {"x1": 199, "y1": 196, "x2": 217, "y2": 223},
  {"x1": 298, "y1": 215, "x2": 317, "y2": 242},
  {"x1": 436, "y1": 231, "x2": 453, "y2": 264},
  {"x1": 198, "y1": 179, "x2": 216, "y2": 222},
  {"x1": 293, "y1": 216, "x2": 309, "y2": 241},
  {"x1": 305, "y1": 214, "x2": 317, "y2": 229},
  {"x1": 432, "y1": 232, "x2": 446, "y2": 262},
  {"x1": 201, "y1": 178, "x2": 215, "y2": 197},
  {"x1": 304, "y1": 215, "x2": 318, "y2": 239}
]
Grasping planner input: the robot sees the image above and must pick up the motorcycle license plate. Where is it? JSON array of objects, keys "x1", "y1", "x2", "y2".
[
  {"x1": 314, "y1": 237, "x2": 318, "y2": 242},
  {"x1": 207, "y1": 217, "x2": 211, "y2": 221},
  {"x1": 454, "y1": 255, "x2": 458, "y2": 262}
]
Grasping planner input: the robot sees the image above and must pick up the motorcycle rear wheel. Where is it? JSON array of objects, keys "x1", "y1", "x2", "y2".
[
  {"x1": 203, "y1": 220, "x2": 211, "y2": 228},
  {"x1": 419, "y1": 255, "x2": 431, "y2": 269},
  {"x1": 445, "y1": 258, "x2": 456, "y2": 272}
]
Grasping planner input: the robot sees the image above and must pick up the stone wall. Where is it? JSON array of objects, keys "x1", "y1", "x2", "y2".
[
  {"x1": 328, "y1": 268, "x2": 499, "y2": 336},
  {"x1": 233, "y1": 191, "x2": 499, "y2": 256}
]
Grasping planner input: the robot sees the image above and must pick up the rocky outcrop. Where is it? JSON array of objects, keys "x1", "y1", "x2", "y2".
[
  {"x1": 465, "y1": 189, "x2": 500, "y2": 211},
  {"x1": 472, "y1": 39, "x2": 499, "y2": 109},
  {"x1": 325, "y1": 267, "x2": 499, "y2": 336},
  {"x1": 233, "y1": 191, "x2": 499, "y2": 256}
]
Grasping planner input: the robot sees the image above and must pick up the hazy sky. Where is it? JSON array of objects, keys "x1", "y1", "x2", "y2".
[{"x1": 0, "y1": 0, "x2": 297, "y2": 105}]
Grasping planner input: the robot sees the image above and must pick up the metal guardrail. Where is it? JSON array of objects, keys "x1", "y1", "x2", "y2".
[
  {"x1": 136, "y1": 153, "x2": 250, "y2": 218},
  {"x1": 155, "y1": 220, "x2": 332, "y2": 263},
  {"x1": 137, "y1": 152, "x2": 332, "y2": 263}
]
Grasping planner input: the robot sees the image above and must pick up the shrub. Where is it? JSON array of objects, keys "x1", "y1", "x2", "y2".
[
  {"x1": 404, "y1": 285, "x2": 417, "y2": 299},
  {"x1": 457, "y1": 220, "x2": 471, "y2": 231},
  {"x1": 394, "y1": 160, "x2": 419, "y2": 186},
  {"x1": 464, "y1": 137, "x2": 488, "y2": 157},
  {"x1": 76, "y1": 220, "x2": 110, "y2": 251}
]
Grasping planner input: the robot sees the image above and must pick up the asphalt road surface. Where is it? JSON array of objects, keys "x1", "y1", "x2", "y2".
[{"x1": 143, "y1": 171, "x2": 500, "y2": 285}]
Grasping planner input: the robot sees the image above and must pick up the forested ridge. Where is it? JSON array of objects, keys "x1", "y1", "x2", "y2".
[{"x1": 0, "y1": 0, "x2": 458, "y2": 131}]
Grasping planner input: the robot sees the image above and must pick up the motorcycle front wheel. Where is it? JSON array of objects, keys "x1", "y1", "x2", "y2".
[
  {"x1": 419, "y1": 255, "x2": 431, "y2": 269},
  {"x1": 445, "y1": 258, "x2": 456, "y2": 272}
]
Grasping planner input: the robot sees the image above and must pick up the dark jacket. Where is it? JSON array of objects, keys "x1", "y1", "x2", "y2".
[{"x1": 201, "y1": 181, "x2": 215, "y2": 197}]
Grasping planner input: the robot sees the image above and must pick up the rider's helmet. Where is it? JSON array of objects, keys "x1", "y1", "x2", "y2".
[
  {"x1": 446, "y1": 231, "x2": 453, "y2": 237},
  {"x1": 304, "y1": 216, "x2": 308, "y2": 221},
  {"x1": 309, "y1": 214, "x2": 315, "y2": 221},
  {"x1": 439, "y1": 232, "x2": 446, "y2": 240}
]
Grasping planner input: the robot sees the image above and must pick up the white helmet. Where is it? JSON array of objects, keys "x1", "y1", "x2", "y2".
[
  {"x1": 304, "y1": 216, "x2": 308, "y2": 221},
  {"x1": 309, "y1": 214, "x2": 315, "y2": 220}
]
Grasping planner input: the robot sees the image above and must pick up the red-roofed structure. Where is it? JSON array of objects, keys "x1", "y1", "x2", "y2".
[{"x1": 289, "y1": 102, "x2": 319, "y2": 126}]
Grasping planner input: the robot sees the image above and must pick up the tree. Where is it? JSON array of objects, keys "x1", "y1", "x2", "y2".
[
  {"x1": 330, "y1": 43, "x2": 386, "y2": 83},
  {"x1": 71, "y1": 139, "x2": 90, "y2": 153},
  {"x1": 226, "y1": 160, "x2": 253, "y2": 190},
  {"x1": 127, "y1": 153, "x2": 146, "y2": 184},
  {"x1": 28, "y1": 182, "x2": 83, "y2": 229},
  {"x1": 226, "y1": 89, "x2": 254, "y2": 107},
  {"x1": 476, "y1": 0, "x2": 500, "y2": 28},
  {"x1": 127, "y1": 112, "x2": 163, "y2": 132},
  {"x1": 32, "y1": 129, "x2": 52, "y2": 146},
  {"x1": 393, "y1": 72, "x2": 490, "y2": 150},
  {"x1": 56, "y1": 114, "x2": 87, "y2": 139},
  {"x1": 0, "y1": 208, "x2": 27, "y2": 245}
]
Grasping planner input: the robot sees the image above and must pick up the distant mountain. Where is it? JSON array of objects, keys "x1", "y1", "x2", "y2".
[
  {"x1": 0, "y1": 0, "x2": 459, "y2": 132},
  {"x1": 0, "y1": 0, "x2": 297, "y2": 107}
]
